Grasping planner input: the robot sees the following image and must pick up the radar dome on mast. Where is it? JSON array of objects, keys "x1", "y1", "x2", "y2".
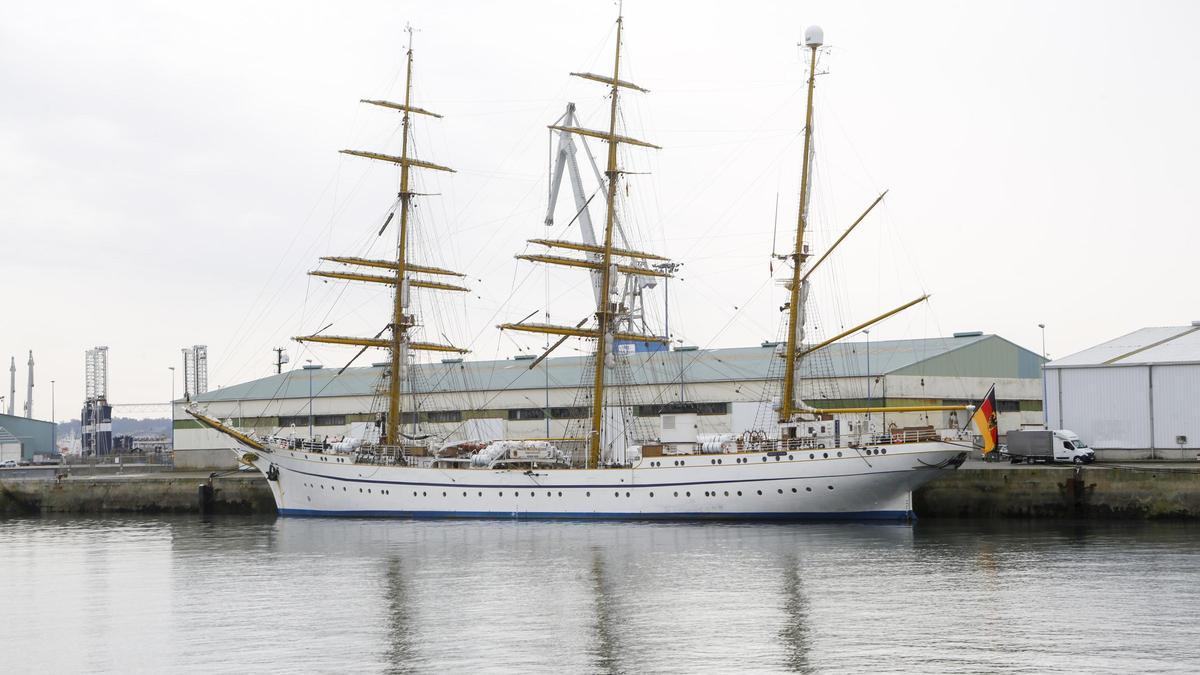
[{"x1": 804, "y1": 25, "x2": 824, "y2": 47}]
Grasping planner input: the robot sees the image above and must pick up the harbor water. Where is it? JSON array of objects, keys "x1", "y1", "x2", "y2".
[{"x1": 2, "y1": 516, "x2": 1199, "y2": 673}]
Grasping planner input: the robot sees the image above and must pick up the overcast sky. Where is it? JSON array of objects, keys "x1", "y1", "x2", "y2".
[{"x1": 3, "y1": 0, "x2": 1198, "y2": 420}]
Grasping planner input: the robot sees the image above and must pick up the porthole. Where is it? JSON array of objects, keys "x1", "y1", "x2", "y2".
[
  {"x1": 837, "y1": 451, "x2": 843, "y2": 457},
  {"x1": 413, "y1": 491, "x2": 418, "y2": 497},
  {"x1": 442, "y1": 491, "x2": 447, "y2": 497},
  {"x1": 615, "y1": 491, "x2": 620, "y2": 498},
  {"x1": 586, "y1": 491, "x2": 591, "y2": 497},
  {"x1": 757, "y1": 490, "x2": 763, "y2": 495},
  {"x1": 822, "y1": 453, "x2": 828, "y2": 459},
  {"x1": 717, "y1": 459, "x2": 722, "y2": 464},
  {"x1": 809, "y1": 453, "x2": 815, "y2": 459},
  {"x1": 792, "y1": 488, "x2": 798, "y2": 493},
  {"x1": 463, "y1": 491, "x2": 467, "y2": 497},
  {"x1": 478, "y1": 491, "x2": 483, "y2": 497},
  {"x1": 686, "y1": 491, "x2": 691, "y2": 497},
  {"x1": 827, "y1": 485, "x2": 834, "y2": 490},
  {"x1": 674, "y1": 491, "x2": 679, "y2": 497},
  {"x1": 724, "y1": 491, "x2": 729, "y2": 497},
  {"x1": 547, "y1": 491, "x2": 551, "y2": 497},
  {"x1": 775, "y1": 456, "x2": 781, "y2": 461},
  {"x1": 500, "y1": 492, "x2": 504, "y2": 497},
  {"x1": 788, "y1": 455, "x2": 794, "y2": 460},
  {"x1": 737, "y1": 491, "x2": 742, "y2": 496},
  {"x1": 530, "y1": 491, "x2": 535, "y2": 497},
  {"x1": 806, "y1": 487, "x2": 812, "y2": 492},
  {"x1": 359, "y1": 488, "x2": 363, "y2": 493},
  {"x1": 368, "y1": 489, "x2": 372, "y2": 493},
  {"x1": 881, "y1": 449, "x2": 887, "y2": 454},
  {"x1": 762, "y1": 457, "x2": 767, "y2": 463},
  {"x1": 778, "y1": 489, "x2": 783, "y2": 494},
  {"x1": 704, "y1": 491, "x2": 710, "y2": 497},
  {"x1": 422, "y1": 491, "x2": 427, "y2": 497},
  {"x1": 625, "y1": 491, "x2": 630, "y2": 498},
  {"x1": 711, "y1": 459, "x2": 716, "y2": 465},
  {"x1": 558, "y1": 491, "x2": 563, "y2": 497}
]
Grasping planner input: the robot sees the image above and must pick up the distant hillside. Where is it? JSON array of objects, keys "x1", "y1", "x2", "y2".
[{"x1": 57, "y1": 417, "x2": 170, "y2": 436}]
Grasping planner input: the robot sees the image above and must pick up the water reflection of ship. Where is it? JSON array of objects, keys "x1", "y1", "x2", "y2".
[
  {"x1": 384, "y1": 557, "x2": 416, "y2": 673},
  {"x1": 779, "y1": 553, "x2": 813, "y2": 673}
]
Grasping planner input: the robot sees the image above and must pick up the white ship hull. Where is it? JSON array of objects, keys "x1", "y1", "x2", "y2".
[{"x1": 235, "y1": 442, "x2": 966, "y2": 521}]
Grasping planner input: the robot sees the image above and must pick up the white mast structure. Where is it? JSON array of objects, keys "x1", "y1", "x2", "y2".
[
  {"x1": 543, "y1": 103, "x2": 659, "y2": 338},
  {"x1": 24, "y1": 351, "x2": 33, "y2": 418}
]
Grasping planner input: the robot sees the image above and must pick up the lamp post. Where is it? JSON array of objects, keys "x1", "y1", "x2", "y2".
[
  {"x1": 1038, "y1": 323, "x2": 1048, "y2": 428},
  {"x1": 304, "y1": 360, "x2": 316, "y2": 438},
  {"x1": 862, "y1": 329, "x2": 871, "y2": 431},
  {"x1": 168, "y1": 367, "x2": 176, "y2": 452}
]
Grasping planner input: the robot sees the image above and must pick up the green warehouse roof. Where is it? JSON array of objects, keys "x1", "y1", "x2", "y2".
[{"x1": 193, "y1": 334, "x2": 1041, "y2": 403}]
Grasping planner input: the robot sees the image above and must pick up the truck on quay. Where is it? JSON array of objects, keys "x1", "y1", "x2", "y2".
[{"x1": 1003, "y1": 430, "x2": 1096, "y2": 464}]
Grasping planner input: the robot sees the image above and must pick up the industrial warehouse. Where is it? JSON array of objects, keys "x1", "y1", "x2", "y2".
[
  {"x1": 1045, "y1": 323, "x2": 1200, "y2": 460},
  {"x1": 174, "y1": 332, "x2": 1045, "y2": 469}
]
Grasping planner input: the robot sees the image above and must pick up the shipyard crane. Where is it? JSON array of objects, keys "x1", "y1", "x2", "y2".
[
  {"x1": 23, "y1": 351, "x2": 33, "y2": 418},
  {"x1": 544, "y1": 103, "x2": 658, "y2": 338}
]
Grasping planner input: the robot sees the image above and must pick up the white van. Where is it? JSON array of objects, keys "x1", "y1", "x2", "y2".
[{"x1": 1005, "y1": 429, "x2": 1096, "y2": 464}]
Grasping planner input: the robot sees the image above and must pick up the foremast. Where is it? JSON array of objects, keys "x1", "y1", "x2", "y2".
[
  {"x1": 776, "y1": 26, "x2": 972, "y2": 427},
  {"x1": 500, "y1": 14, "x2": 669, "y2": 468},
  {"x1": 296, "y1": 26, "x2": 468, "y2": 447},
  {"x1": 778, "y1": 29, "x2": 822, "y2": 425}
]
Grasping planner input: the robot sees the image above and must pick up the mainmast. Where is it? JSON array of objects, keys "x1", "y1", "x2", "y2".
[
  {"x1": 500, "y1": 14, "x2": 669, "y2": 468},
  {"x1": 297, "y1": 26, "x2": 468, "y2": 447},
  {"x1": 779, "y1": 26, "x2": 823, "y2": 425}
]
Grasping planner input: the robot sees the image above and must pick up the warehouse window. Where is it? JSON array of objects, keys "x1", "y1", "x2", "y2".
[
  {"x1": 314, "y1": 415, "x2": 346, "y2": 427},
  {"x1": 549, "y1": 407, "x2": 589, "y2": 419},
  {"x1": 426, "y1": 410, "x2": 462, "y2": 423},
  {"x1": 508, "y1": 408, "x2": 547, "y2": 421},
  {"x1": 635, "y1": 402, "x2": 729, "y2": 417},
  {"x1": 277, "y1": 416, "x2": 307, "y2": 427}
]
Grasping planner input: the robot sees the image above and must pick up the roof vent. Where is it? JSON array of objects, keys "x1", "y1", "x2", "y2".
[
  {"x1": 952, "y1": 331, "x2": 983, "y2": 338},
  {"x1": 441, "y1": 358, "x2": 463, "y2": 364},
  {"x1": 674, "y1": 345, "x2": 699, "y2": 352},
  {"x1": 301, "y1": 364, "x2": 323, "y2": 370},
  {"x1": 760, "y1": 341, "x2": 782, "y2": 348},
  {"x1": 512, "y1": 354, "x2": 536, "y2": 361},
  {"x1": 370, "y1": 361, "x2": 390, "y2": 368}
]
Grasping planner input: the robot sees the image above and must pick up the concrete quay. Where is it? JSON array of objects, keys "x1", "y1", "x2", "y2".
[
  {"x1": 0, "y1": 471, "x2": 273, "y2": 517},
  {"x1": 2, "y1": 461, "x2": 1198, "y2": 519},
  {"x1": 916, "y1": 459, "x2": 1200, "y2": 519}
]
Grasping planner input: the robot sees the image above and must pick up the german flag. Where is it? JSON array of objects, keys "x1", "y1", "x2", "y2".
[{"x1": 970, "y1": 384, "x2": 999, "y2": 455}]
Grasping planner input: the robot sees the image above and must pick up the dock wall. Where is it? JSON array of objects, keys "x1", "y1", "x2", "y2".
[
  {"x1": 0, "y1": 474, "x2": 273, "y2": 517},
  {"x1": 915, "y1": 465, "x2": 1200, "y2": 519}
]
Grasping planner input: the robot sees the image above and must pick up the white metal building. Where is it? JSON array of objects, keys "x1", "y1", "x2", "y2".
[
  {"x1": 175, "y1": 333, "x2": 1045, "y2": 469},
  {"x1": 1044, "y1": 323, "x2": 1200, "y2": 460}
]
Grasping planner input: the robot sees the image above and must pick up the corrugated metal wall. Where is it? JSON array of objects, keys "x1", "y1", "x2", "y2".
[
  {"x1": 1059, "y1": 366, "x2": 1152, "y2": 449},
  {"x1": 1045, "y1": 368, "x2": 1062, "y2": 428},
  {"x1": 1150, "y1": 364, "x2": 1200, "y2": 449}
]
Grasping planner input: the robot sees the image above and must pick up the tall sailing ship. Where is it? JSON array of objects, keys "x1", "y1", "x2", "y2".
[{"x1": 190, "y1": 19, "x2": 983, "y2": 520}]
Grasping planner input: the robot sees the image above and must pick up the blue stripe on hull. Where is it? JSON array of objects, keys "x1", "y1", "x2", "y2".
[{"x1": 277, "y1": 508, "x2": 915, "y2": 522}]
